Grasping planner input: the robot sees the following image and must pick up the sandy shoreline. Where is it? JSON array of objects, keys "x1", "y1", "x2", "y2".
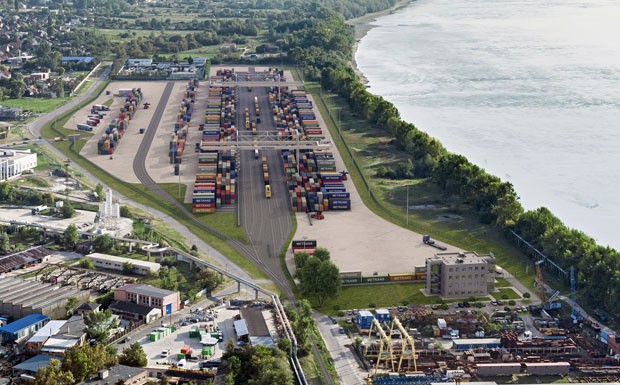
[{"x1": 347, "y1": 0, "x2": 412, "y2": 84}]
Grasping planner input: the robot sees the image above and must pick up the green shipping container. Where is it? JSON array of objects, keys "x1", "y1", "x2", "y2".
[
  {"x1": 177, "y1": 353, "x2": 185, "y2": 359},
  {"x1": 202, "y1": 347, "x2": 212, "y2": 356},
  {"x1": 362, "y1": 275, "x2": 389, "y2": 284}
]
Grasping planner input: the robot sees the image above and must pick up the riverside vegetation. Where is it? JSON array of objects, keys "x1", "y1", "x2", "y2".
[{"x1": 3, "y1": 0, "x2": 617, "y2": 319}]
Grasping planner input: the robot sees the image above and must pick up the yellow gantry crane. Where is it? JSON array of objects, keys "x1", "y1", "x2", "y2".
[
  {"x1": 365, "y1": 318, "x2": 394, "y2": 374},
  {"x1": 392, "y1": 318, "x2": 418, "y2": 372}
]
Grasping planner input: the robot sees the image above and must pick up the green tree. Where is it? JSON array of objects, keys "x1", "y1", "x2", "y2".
[
  {"x1": 92, "y1": 234, "x2": 115, "y2": 253},
  {"x1": 313, "y1": 247, "x2": 330, "y2": 261},
  {"x1": 118, "y1": 343, "x2": 147, "y2": 367},
  {"x1": 84, "y1": 309, "x2": 117, "y2": 343},
  {"x1": 65, "y1": 297, "x2": 79, "y2": 313},
  {"x1": 297, "y1": 254, "x2": 341, "y2": 306},
  {"x1": 63, "y1": 224, "x2": 79, "y2": 250},
  {"x1": 0, "y1": 231, "x2": 10, "y2": 253},
  {"x1": 122, "y1": 261, "x2": 134, "y2": 274},
  {"x1": 34, "y1": 358, "x2": 75, "y2": 385},
  {"x1": 79, "y1": 258, "x2": 95, "y2": 269},
  {"x1": 62, "y1": 344, "x2": 116, "y2": 382},
  {"x1": 94, "y1": 183, "x2": 104, "y2": 201},
  {"x1": 59, "y1": 201, "x2": 75, "y2": 218}
]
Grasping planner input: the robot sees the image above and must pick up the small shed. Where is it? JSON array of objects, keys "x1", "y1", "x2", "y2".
[
  {"x1": 356, "y1": 310, "x2": 374, "y2": 329},
  {"x1": 375, "y1": 309, "x2": 391, "y2": 323}
]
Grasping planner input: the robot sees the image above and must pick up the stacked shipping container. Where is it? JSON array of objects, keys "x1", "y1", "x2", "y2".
[
  {"x1": 282, "y1": 149, "x2": 351, "y2": 212},
  {"x1": 170, "y1": 80, "x2": 198, "y2": 165},
  {"x1": 192, "y1": 82, "x2": 237, "y2": 214},
  {"x1": 98, "y1": 88, "x2": 143, "y2": 155}
]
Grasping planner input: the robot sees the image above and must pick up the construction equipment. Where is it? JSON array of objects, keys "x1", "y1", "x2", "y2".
[
  {"x1": 143, "y1": 102, "x2": 151, "y2": 109},
  {"x1": 535, "y1": 260, "x2": 561, "y2": 310},
  {"x1": 422, "y1": 235, "x2": 447, "y2": 250},
  {"x1": 340, "y1": 170, "x2": 349, "y2": 180},
  {"x1": 570, "y1": 266, "x2": 583, "y2": 322}
]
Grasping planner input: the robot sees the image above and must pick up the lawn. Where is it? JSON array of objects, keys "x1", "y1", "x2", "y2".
[
  {"x1": 317, "y1": 282, "x2": 440, "y2": 314},
  {"x1": 158, "y1": 183, "x2": 249, "y2": 243},
  {"x1": 492, "y1": 288, "x2": 522, "y2": 300},
  {"x1": 0, "y1": 97, "x2": 71, "y2": 113}
]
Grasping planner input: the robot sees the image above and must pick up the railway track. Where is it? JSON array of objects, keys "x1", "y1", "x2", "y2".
[{"x1": 132, "y1": 81, "x2": 295, "y2": 300}]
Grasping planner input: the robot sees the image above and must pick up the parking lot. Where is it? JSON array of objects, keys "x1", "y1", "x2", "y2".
[{"x1": 136, "y1": 305, "x2": 244, "y2": 371}]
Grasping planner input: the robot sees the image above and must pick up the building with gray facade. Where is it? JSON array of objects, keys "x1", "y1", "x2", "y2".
[{"x1": 426, "y1": 251, "x2": 496, "y2": 299}]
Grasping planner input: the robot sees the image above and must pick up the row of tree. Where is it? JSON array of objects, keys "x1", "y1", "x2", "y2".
[{"x1": 274, "y1": 3, "x2": 620, "y2": 316}]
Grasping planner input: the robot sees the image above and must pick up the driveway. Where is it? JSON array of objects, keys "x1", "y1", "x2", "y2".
[{"x1": 313, "y1": 313, "x2": 368, "y2": 385}]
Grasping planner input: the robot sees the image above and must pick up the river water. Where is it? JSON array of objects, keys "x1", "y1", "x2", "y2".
[{"x1": 356, "y1": 0, "x2": 620, "y2": 249}]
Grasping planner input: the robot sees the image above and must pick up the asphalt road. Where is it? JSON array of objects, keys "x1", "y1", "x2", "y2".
[
  {"x1": 236, "y1": 77, "x2": 293, "y2": 293},
  {"x1": 127, "y1": 77, "x2": 295, "y2": 300}
]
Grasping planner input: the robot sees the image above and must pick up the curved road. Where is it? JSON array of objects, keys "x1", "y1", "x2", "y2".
[
  {"x1": 26, "y1": 68, "x2": 253, "y2": 284},
  {"x1": 130, "y1": 81, "x2": 295, "y2": 300}
]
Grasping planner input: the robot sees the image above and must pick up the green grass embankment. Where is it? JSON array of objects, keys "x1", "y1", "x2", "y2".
[{"x1": 297, "y1": 74, "x2": 538, "y2": 308}]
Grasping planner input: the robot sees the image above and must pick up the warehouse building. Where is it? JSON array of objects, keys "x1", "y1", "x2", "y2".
[
  {"x1": 25, "y1": 320, "x2": 66, "y2": 352},
  {"x1": 0, "y1": 314, "x2": 49, "y2": 344},
  {"x1": 0, "y1": 246, "x2": 52, "y2": 274},
  {"x1": 452, "y1": 338, "x2": 501, "y2": 351},
  {"x1": 240, "y1": 307, "x2": 275, "y2": 348},
  {"x1": 12, "y1": 355, "x2": 53, "y2": 378},
  {"x1": 86, "y1": 253, "x2": 161, "y2": 275},
  {"x1": 426, "y1": 252, "x2": 496, "y2": 299},
  {"x1": 114, "y1": 284, "x2": 180, "y2": 316},
  {"x1": 0, "y1": 276, "x2": 89, "y2": 319},
  {"x1": 109, "y1": 300, "x2": 160, "y2": 323},
  {"x1": 0, "y1": 148, "x2": 37, "y2": 181}
]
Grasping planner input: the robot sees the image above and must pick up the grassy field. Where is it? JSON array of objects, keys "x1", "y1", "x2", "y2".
[
  {"x1": 317, "y1": 282, "x2": 440, "y2": 314},
  {"x1": 0, "y1": 97, "x2": 72, "y2": 113},
  {"x1": 492, "y1": 288, "x2": 522, "y2": 300},
  {"x1": 305, "y1": 80, "x2": 538, "y2": 297},
  {"x1": 159, "y1": 183, "x2": 249, "y2": 243}
]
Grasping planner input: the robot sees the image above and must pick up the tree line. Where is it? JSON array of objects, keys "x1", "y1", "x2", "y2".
[{"x1": 273, "y1": 2, "x2": 620, "y2": 317}]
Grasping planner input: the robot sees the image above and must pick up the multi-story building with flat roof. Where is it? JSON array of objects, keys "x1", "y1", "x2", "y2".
[
  {"x1": 0, "y1": 149, "x2": 37, "y2": 181},
  {"x1": 426, "y1": 252, "x2": 496, "y2": 299},
  {"x1": 114, "y1": 284, "x2": 180, "y2": 316}
]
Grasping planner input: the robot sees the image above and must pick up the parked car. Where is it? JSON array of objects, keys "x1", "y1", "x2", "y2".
[
  {"x1": 161, "y1": 349, "x2": 170, "y2": 358},
  {"x1": 339, "y1": 327, "x2": 345, "y2": 334}
]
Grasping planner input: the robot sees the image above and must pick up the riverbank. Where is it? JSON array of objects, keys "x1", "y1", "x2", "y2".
[{"x1": 347, "y1": 0, "x2": 411, "y2": 83}]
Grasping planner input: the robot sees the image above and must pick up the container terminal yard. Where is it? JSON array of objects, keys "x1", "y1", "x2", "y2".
[{"x1": 28, "y1": 66, "x2": 619, "y2": 385}]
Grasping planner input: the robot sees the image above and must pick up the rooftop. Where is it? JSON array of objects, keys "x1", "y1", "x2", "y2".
[
  {"x1": 0, "y1": 245, "x2": 51, "y2": 273},
  {"x1": 26, "y1": 320, "x2": 66, "y2": 343},
  {"x1": 57, "y1": 315, "x2": 86, "y2": 338},
  {"x1": 0, "y1": 314, "x2": 48, "y2": 334},
  {"x1": 120, "y1": 284, "x2": 177, "y2": 298},
  {"x1": 76, "y1": 302, "x2": 101, "y2": 312},
  {"x1": 109, "y1": 300, "x2": 158, "y2": 316},
  {"x1": 13, "y1": 355, "x2": 53, "y2": 374},
  {"x1": 81, "y1": 364, "x2": 146, "y2": 385},
  {"x1": 62, "y1": 56, "x2": 94, "y2": 63},
  {"x1": 240, "y1": 307, "x2": 270, "y2": 337},
  {"x1": 452, "y1": 338, "x2": 501, "y2": 345},
  {"x1": 87, "y1": 253, "x2": 161, "y2": 270},
  {"x1": 233, "y1": 319, "x2": 249, "y2": 337},
  {"x1": 429, "y1": 251, "x2": 495, "y2": 266}
]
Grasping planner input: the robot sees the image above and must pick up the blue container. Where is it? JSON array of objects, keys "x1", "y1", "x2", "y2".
[{"x1": 357, "y1": 310, "x2": 374, "y2": 329}]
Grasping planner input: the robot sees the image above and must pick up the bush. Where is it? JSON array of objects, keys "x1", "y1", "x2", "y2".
[
  {"x1": 501, "y1": 294, "x2": 509, "y2": 300},
  {"x1": 333, "y1": 305, "x2": 340, "y2": 311},
  {"x1": 474, "y1": 302, "x2": 484, "y2": 308},
  {"x1": 508, "y1": 300, "x2": 516, "y2": 306},
  {"x1": 337, "y1": 311, "x2": 345, "y2": 317},
  {"x1": 440, "y1": 304, "x2": 449, "y2": 310},
  {"x1": 368, "y1": 303, "x2": 376, "y2": 308},
  {"x1": 523, "y1": 292, "x2": 531, "y2": 299}
]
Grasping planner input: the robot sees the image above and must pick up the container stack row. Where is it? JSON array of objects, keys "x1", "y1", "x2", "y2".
[
  {"x1": 193, "y1": 151, "x2": 217, "y2": 214},
  {"x1": 148, "y1": 326, "x2": 174, "y2": 341},
  {"x1": 170, "y1": 80, "x2": 198, "y2": 165},
  {"x1": 211, "y1": 68, "x2": 236, "y2": 81},
  {"x1": 269, "y1": 89, "x2": 324, "y2": 142},
  {"x1": 283, "y1": 149, "x2": 351, "y2": 212},
  {"x1": 98, "y1": 88, "x2": 143, "y2": 155},
  {"x1": 193, "y1": 83, "x2": 238, "y2": 214}
]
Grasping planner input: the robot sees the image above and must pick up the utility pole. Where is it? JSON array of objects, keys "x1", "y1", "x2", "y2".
[
  {"x1": 406, "y1": 185, "x2": 409, "y2": 226},
  {"x1": 64, "y1": 159, "x2": 71, "y2": 200}
]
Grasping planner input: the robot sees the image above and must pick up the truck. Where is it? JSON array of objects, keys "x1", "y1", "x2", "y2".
[
  {"x1": 265, "y1": 185, "x2": 271, "y2": 199},
  {"x1": 422, "y1": 235, "x2": 447, "y2": 250}
]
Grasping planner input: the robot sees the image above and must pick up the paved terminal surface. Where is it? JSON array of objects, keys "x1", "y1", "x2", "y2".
[{"x1": 289, "y1": 94, "x2": 461, "y2": 276}]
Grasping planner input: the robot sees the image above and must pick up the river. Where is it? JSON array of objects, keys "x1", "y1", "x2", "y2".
[{"x1": 355, "y1": 0, "x2": 620, "y2": 250}]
